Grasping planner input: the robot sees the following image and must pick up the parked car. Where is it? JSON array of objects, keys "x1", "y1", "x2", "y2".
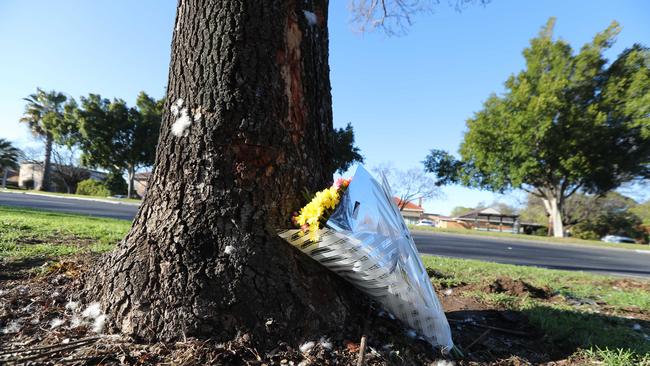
[
  {"x1": 416, "y1": 219, "x2": 435, "y2": 227},
  {"x1": 601, "y1": 235, "x2": 636, "y2": 244}
]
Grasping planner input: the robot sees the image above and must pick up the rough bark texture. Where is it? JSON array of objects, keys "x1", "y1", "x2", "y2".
[
  {"x1": 85, "y1": 0, "x2": 365, "y2": 345},
  {"x1": 41, "y1": 133, "x2": 53, "y2": 192}
]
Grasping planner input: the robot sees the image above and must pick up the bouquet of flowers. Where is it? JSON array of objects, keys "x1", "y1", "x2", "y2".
[{"x1": 279, "y1": 166, "x2": 453, "y2": 352}]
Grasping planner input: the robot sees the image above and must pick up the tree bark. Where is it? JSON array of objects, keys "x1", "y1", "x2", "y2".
[
  {"x1": 41, "y1": 133, "x2": 53, "y2": 191},
  {"x1": 542, "y1": 195, "x2": 564, "y2": 238},
  {"x1": 85, "y1": 0, "x2": 364, "y2": 345}
]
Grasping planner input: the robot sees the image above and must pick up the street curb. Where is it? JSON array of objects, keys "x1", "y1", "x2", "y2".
[{"x1": 0, "y1": 189, "x2": 141, "y2": 207}]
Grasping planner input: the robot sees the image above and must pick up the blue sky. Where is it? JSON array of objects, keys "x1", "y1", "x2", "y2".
[{"x1": 1, "y1": 1, "x2": 648, "y2": 214}]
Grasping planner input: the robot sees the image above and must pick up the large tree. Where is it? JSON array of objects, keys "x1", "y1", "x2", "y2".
[
  {"x1": 70, "y1": 92, "x2": 163, "y2": 198},
  {"x1": 424, "y1": 18, "x2": 650, "y2": 237},
  {"x1": 19, "y1": 88, "x2": 69, "y2": 191},
  {"x1": 83, "y1": 0, "x2": 369, "y2": 344}
]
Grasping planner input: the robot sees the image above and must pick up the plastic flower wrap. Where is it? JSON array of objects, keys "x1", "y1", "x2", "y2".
[{"x1": 279, "y1": 166, "x2": 453, "y2": 352}]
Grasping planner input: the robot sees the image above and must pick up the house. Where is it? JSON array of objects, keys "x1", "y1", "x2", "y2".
[
  {"x1": 421, "y1": 213, "x2": 472, "y2": 230},
  {"x1": 455, "y1": 207, "x2": 520, "y2": 233},
  {"x1": 18, "y1": 163, "x2": 106, "y2": 191},
  {"x1": 393, "y1": 197, "x2": 425, "y2": 225},
  {"x1": 133, "y1": 171, "x2": 152, "y2": 198}
]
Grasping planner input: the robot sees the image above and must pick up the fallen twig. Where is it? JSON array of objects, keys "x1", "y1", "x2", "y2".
[
  {"x1": 448, "y1": 319, "x2": 530, "y2": 337},
  {"x1": 465, "y1": 329, "x2": 491, "y2": 350},
  {"x1": 0, "y1": 337, "x2": 99, "y2": 363}
]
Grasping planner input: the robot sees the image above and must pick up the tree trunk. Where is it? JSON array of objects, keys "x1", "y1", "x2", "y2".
[
  {"x1": 85, "y1": 0, "x2": 364, "y2": 345},
  {"x1": 41, "y1": 133, "x2": 53, "y2": 191},
  {"x1": 127, "y1": 166, "x2": 135, "y2": 199},
  {"x1": 542, "y1": 196, "x2": 564, "y2": 238},
  {"x1": 1, "y1": 168, "x2": 7, "y2": 188}
]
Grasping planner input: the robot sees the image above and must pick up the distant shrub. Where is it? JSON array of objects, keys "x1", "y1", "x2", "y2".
[
  {"x1": 104, "y1": 171, "x2": 127, "y2": 196},
  {"x1": 571, "y1": 226, "x2": 600, "y2": 240},
  {"x1": 76, "y1": 179, "x2": 110, "y2": 197},
  {"x1": 532, "y1": 227, "x2": 548, "y2": 237}
]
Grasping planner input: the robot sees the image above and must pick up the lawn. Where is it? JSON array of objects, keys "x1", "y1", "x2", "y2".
[
  {"x1": 0, "y1": 205, "x2": 130, "y2": 258},
  {"x1": 410, "y1": 224, "x2": 650, "y2": 251},
  {"x1": 1, "y1": 206, "x2": 648, "y2": 365}
]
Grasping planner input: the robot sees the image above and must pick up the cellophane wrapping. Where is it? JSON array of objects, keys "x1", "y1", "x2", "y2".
[{"x1": 278, "y1": 166, "x2": 453, "y2": 351}]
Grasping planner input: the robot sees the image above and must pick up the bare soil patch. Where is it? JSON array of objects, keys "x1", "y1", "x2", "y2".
[{"x1": 484, "y1": 277, "x2": 552, "y2": 299}]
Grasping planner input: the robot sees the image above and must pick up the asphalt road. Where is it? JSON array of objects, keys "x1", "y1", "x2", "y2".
[
  {"x1": 412, "y1": 231, "x2": 650, "y2": 278},
  {"x1": 2, "y1": 191, "x2": 648, "y2": 277},
  {"x1": 0, "y1": 191, "x2": 139, "y2": 221}
]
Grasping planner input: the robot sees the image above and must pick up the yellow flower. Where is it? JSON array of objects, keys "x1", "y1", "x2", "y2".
[{"x1": 292, "y1": 180, "x2": 349, "y2": 241}]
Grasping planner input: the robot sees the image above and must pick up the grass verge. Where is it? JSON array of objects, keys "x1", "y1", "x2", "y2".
[
  {"x1": 410, "y1": 224, "x2": 649, "y2": 251},
  {"x1": 0, "y1": 205, "x2": 130, "y2": 258},
  {"x1": 422, "y1": 255, "x2": 650, "y2": 365},
  {"x1": 1, "y1": 206, "x2": 648, "y2": 364}
]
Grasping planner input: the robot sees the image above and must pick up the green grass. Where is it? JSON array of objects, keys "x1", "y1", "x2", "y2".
[
  {"x1": 422, "y1": 255, "x2": 650, "y2": 363},
  {"x1": 410, "y1": 224, "x2": 649, "y2": 251},
  {"x1": 0, "y1": 205, "x2": 130, "y2": 258},
  {"x1": 1, "y1": 187, "x2": 142, "y2": 204}
]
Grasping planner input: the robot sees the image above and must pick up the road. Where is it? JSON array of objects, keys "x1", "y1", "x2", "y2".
[
  {"x1": 2, "y1": 191, "x2": 649, "y2": 277},
  {"x1": 0, "y1": 191, "x2": 139, "y2": 221},
  {"x1": 412, "y1": 231, "x2": 650, "y2": 278}
]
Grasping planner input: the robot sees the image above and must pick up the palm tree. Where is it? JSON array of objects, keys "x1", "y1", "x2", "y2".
[
  {"x1": 0, "y1": 138, "x2": 20, "y2": 189},
  {"x1": 20, "y1": 88, "x2": 67, "y2": 191}
]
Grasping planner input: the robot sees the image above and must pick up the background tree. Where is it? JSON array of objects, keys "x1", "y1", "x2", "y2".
[
  {"x1": 70, "y1": 92, "x2": 163, "y2": 198},
  {"x1": 424, "y1": 18, "x2": 650, "y2": 237},
  {"x1": 0, "y1": 138, "x2": 21, "y2": 189},
  {"x1": 332, "y1": 122, "x2": 364, "y2": 174},
  {"x1": 50, "y1": 146, "x2": 90, "y2": 193},
  {"x1": 19, "y1": 88, "x2": 69, "y2": 191},
  {"x1": 450, "y1": 205, "x2": 474, "y2": 217},
  {"x1": 373, "y1": 163, "x2": 440, "y2": 210}
]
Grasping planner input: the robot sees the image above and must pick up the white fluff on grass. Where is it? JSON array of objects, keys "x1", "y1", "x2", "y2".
[
  {"x1": 224, "y1": 245, "x2": 235, "y2": 255},
  {"x1": 50, "y1": 318, "x2": 65, "y2": 329},
  {"x1": 93, "y1": 314, "x2": 107, "y2": 333},
  {"x1": 2, "y1": 320, "x2": 22, "y2": 334},
  {"x1": 82, "y1": 303, "x2": 102, "y2": 319},
  {"x1": 65, "y1": 301, "x2": 79, "y2": 311},
  {"x1": 299, "y1": 341, "x2": 315, "y2": 353},
  {"x1": 79, "y1": 302, "x2": 107, "y2": 333},
  {"x1": 433, "y1": 360, "x2": 456, "y2": 366},
  {"x1": 303, "y1": 10, "x2": 317, "y2": 25},
  {"x1": 70, "y1": 316, "x2": 83, "y2": 328},
  {"x1": 318, "y1": 337, "x2": 332, "y2": 350}
]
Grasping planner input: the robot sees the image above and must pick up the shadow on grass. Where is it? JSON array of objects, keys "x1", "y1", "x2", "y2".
[
  {"x1": 447, "y1": 306, "x2": 649, "y2": 364},
  {"x1": 0, "y1": 256, "x2": 49, "y2": 281}
]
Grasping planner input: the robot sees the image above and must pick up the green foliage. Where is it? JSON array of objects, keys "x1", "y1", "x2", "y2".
[
  {"x1": 67, "y1": 92, "x2": 163, "y2": 197},
  {"x1": 631, "y1": 199, "x2": 650, "y2": 225},
  {"x1": 450, "y1": 206, "x2": 473, "y2": 217},
  {"x1": 76, "y1": 179, "x2": 110, "y2": 197},
  {"x1": 20, "y1": 88, "x2": 73, "y2": 144},
  {"x1": 0, "y1": 138, "x2": 21, "y2": 171},
  {"x1": 104, "y1": 171, "x2": 128, "y2": 196},
  {"x1": 424, "y1": 18, "x2": 650, "y2": 233},
  {"x1": 332, "y1": 122, "x2": 364, "y2": 174},
  {"x1": 567, "y1": 192, "x2": 646, "y2": 242}
]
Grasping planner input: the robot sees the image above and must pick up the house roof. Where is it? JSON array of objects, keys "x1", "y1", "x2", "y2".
[
  {"x1": 456, "y1": 207, "x2": 518, "y2": 219},
  {"x1": 393, "y1": 197, "x2": 424, "y2": 212}
]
